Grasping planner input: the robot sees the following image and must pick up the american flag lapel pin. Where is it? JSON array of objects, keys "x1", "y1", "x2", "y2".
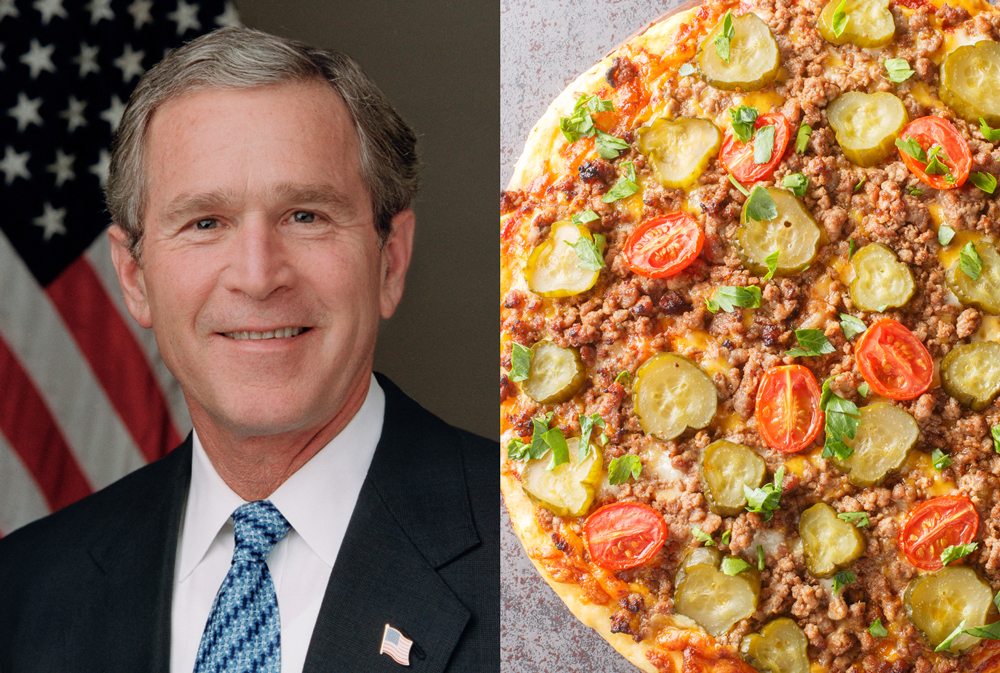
[{"x1": 379, "y1": 623, "x2": 414, "y2": 666}]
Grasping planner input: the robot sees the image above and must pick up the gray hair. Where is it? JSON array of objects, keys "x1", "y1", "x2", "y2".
[{"x1": 106, "y1": 28, "x2": 420, "y2": 259}]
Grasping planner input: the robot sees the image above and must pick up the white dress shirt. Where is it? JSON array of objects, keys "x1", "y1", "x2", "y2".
[{"x1": 170, "y1": 375, "x2": 385, "y2": 673}]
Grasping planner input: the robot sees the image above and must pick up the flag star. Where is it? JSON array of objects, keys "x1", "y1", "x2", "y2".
[
  {"x1": 168, "y1": 0, "x2": 201, "y2": 36},
  {"x1": 100, "y1": 95, "x2": 126, "y2": 133},
  {"x1": 20, "y1": 39, "x2": 56, "y2": 79},
  {"x1": 74, "y1": 43, "x2": 100, "y2": 77},
  {"x1": 61, "y1": 96, "x2": 87, "y2": 133},
  {"x1": 8, "y1": 93, "x2": 43, "y2": 132},
  {"x1": 215, "y1": 1, "x2": 240, "y2": 28},
  {"x1": 33, "y1": 0, "x2": 66, "y2": 24},
  {"x1": 0, "y1": 0, "x2": 18, "y2": 22},
  {"x1": 114, "y1": 44, "x2": 145, "y2": 82},
  {"x1": 90, "y1": 148, "x2": 110, "y2": 187},
  {"x1": 85, "y1": 0, "x2": 113, "y2": 24},
  {"x1": 34, "y1": 202, "x2": 68, "y2": 241},
  {"x1": 0, "y1": 146, "x2": 30, "y2": 185},
  {"x1": 47, "y1": 149, "x2": 76, "y2": 187},
  {"x1": 127, "y1": 0, "x2": 153, "y2": 29}
]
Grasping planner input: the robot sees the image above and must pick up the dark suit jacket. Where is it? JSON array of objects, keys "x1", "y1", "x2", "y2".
[{"x1": 0, "y1": 374, "x2": 498, "y2": 672}]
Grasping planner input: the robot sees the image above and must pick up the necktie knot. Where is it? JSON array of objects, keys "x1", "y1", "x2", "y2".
[{"x1": 232, "y1": 500, "x2": 291, "y2": 564}]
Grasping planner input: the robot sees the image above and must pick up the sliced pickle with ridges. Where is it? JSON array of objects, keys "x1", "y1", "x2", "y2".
[
  {"x1": 946, "y1": 240, "x2": 1000, "y2": 314},
  {"x1": 736, "y1": 188, "x2": 823, "y2": 276},
  {"x1": 799, "y1": 503, "x2": 865, "y2": 578},
  {"x1": 827, "y1": 92, "x2": 908, "y2": 167},
  {"x1": 905, "y1": 566, "x2": 993, "y2": 655},
  {"x1": 698, "y1": 12, "x2": 781, "y2": 92},
  {"x1": 833, "y1": 403, "x2": 918, "y2": 487},
  {"x1": 850, "y1": 243, "x2": 915, "y2": 312},
  {"x1": 633, "y1": 353, "x2": 718, "y2": 441},
  {"x1": 940, "y1": 41, "x2": 1000, "y2": 127},
  {"x1": 521, "y1": 439, "x2": 602, "y2": 517},
  {"x1": 940, "y1": 340, "x2": 1000, "y2": 411},
  {"x1": 740, "y1": 618, "x2": 810, "y2": 673},
  {"x1": 818, "y1": 0, "x2": 894, "y2": 48},
  {"x1": 674, "y1": 547, "x2": 723, "y2": 590},
  {"x1": 520, "y1": 340, "x2": 587, "y2": 404},
  {"x1": 699, "y1": 440, "x2": 766, "y2": 516},
  {"x1": 525, "y1": 221, "x2": 601, "y2": 297},
  {"x1": 636, "y1": 118, "x2": 722, "y2": 189},
  {"x1": 675, "y1": 549, "x2": 761, "y2": 636}
]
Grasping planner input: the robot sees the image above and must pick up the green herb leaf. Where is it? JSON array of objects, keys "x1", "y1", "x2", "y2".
[
  {"x1": 507, "y1": 437, "x2": 528, "y2": 461},
  {"x1": 692, "y1": 525, "x2": 715, "y2": 546},
  {"x1": 838, "y1": 511, "x2": 870, "y2": 528},
  {"x1": 721, "y1": 529, "x2": 732, "y2": 545},
  {"x1": 839, "y1": 313, "x2": 867, "y2": 340},
  {"x1": 763, "y1": 249, "x2": 780, "y2": 281},
  {"x1": 715, "y1": 11, "x2": 735, "y2": 63},
  {"x1": 796, "y1": 123, "x2": 812, "y2": 154},
  {"x1": 572, "y1": 210, "x2": 600, "y2": 225},
  {"x1": 884, "y1": 58, "x2": 915, "y2": 83},
  {"x1": 941, "y1": 542, "x2": 978, "y2": 567},
  {"x1": 869, "y1": 618, "x2": 889, "y2": 638},
  {"x1": 960, "y1": 241, "x2": 983, "y2": 282},
  {"x1": 936, "y1": 618, "x2": 967, "y2": 652},
  {"x1": 783, "y1": 173, "x2": 808, "y2": 196},
  {"x1": 832, "y1": 570, "x2": 856, "y2": 592},
  {"x1": 510, "y1": 343, "x2": 531, "y2": 382},
  {"x1": 559, "y1": 107, "x2": 595, "y2": 143},
  {"x1": 678, "y1": 63, "x2": 696, "y2": 77},
  {"x1": 730, "y1": 105, "x2": 759, "y2": 143},
  {"x1": 972, "y1": 171, "x2": 998, "y2": 194},
  {"x1": 832, "y1": 0, "x2": 849, "y2": 37},
  {"x1": 744, "y1": 467, "x2": 784, "y2": 521},
  {"x1": 568, "y1": 233, "x2": 607, "y2": 271},
  {"x1": 785, "y1": 328, "x2": 835, "y2": 357},
  {"x1": 820, "y1": 378, "x2": 861, "y2": 460},
  {"x1": 578, "y1": 413, "x2": 605, "y2": 461},
  {"x1": 706, "y1": 286, "x2": 763, "y2": 313},
  {"x1": 962, "y1": 615, "x2": 1000, "y2": 640},
  {"x1": 857, "y1": 382, "x2": 870, "y2": 398},
  {"x1": 938, "y1": 225, "x2": 956, "y2": 246},
  {"x1": 896, "y1": 135, "x2": 926, "y2": 163},
  {"x1": 602, "y1": 162, "x2": 639, "y2": 203},
  {"x1": 924, "y1": 145, "x2": 954, "y2": 183},
  {"x1": 757, "y1": 544, "x2": 765, "y2": 570},
  {"x1": 854, "y1": 177, "x2": 867, "y2": 193},
  {"x1": 754, "y1": 124, "x2": 775, "y2": 165},
  {"x1": 728, "y1": 173, "x2": 750, "y2": 196},
  {"x1": 615, "y1": 370, "x2": 631, "y2": 385},
  {"x1": 849, "y1": 239, "x2": 857, "y2": 259},
  {"x1": 908, "y1": 186, "x2": 924, "y2": 196},
  {"x1": 543, "y1": 426, "x2": 570, "y2": 469},
  {"x1": 608, "y1": 455, "x2": 642, "y2": 485},
  {"x1": 580, "y1": 94, "x2": 613, "y2": 113},
  {"x1": 931, "y1": 448, "x2": 952, "y2": 471},
  {"x1": 595, "y1": 129, "x2": 630, "y2": 160},
  {"x1": 745, "y1": 185, "x2": 778, "y2": 222},
  {"x1": 992, "y1": 425, "x2": 1000, "y2": 453},
  {"x1": 529, "y1": 412, "x2": 556, "y2": 460},
  {"x1": 981, "y1": 117, "x2": 1000, "y2": 142},
  {"x1": 721, "y1": 556, "x2": 752, "y2": 576}
]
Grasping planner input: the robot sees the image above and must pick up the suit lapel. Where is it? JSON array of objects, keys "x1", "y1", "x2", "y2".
[{"x1": 303, "y1": 376, "x2": 480, "y2": 672}]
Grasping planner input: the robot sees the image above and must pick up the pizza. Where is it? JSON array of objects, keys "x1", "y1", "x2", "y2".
[{"x1": 500, "y1": 0, "x2": 1000, "y2": 671}]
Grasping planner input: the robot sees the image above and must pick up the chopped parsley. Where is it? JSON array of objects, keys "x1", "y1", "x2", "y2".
[
  {"x1": 831, "y1": 0, "x2": 849, "y2": 37},
  {"x1": 571, "y1": 210, "x2": 600, "y2": 225},
  {"x1": 729, "y1": 173, "x2": 750, "y2": 196},
  {"x1": 559, "y1": 94, "x2": 628, "y2": 159},
  {"x1": 941, "y1": 542, "x2": 978, "y2": 567},
  {"x1": 678, "y1": 62, "x2": 696, "y2": 77},
  {"x1": 721, "y1": 556, "x2": 752, "y2": 576},
  {"x1": 757, "y1": 544, "x2": 765, "y2": 570},
  {"x1": 884, "y1": 58, "x2": 915, "y2": 83},
  {"x1": 839, "y1": 313, "x2": 867, "y2": 340},
  {"x1": 959, "y1": 241, "x2": 983, "y2": 282},
  {"x1": 595, "y1": 129, "x2": 630, "y2": 160},
  {"x1": 578, "y1": 413, "x2": 607, "y2": 460},
  {"x1": 992, "y1": 425, "x2": 1000, "y2": 453},
  {"x1": 744, "y1": 467, "x2": 784, "y2": 521},
  {"x1": 938, "y1": 225, "x2": 956, "y2": 246},
  {"x1": 615, "y1": 370, "x2": 631, "y2": 385},
  {"x1": 848, "y1": 239, "x2": 857, "y2": 260},
  {"x1": 715, "y1": 11, "x2": 735, "y2": 63},
  {"x1": 907, "y1": 186, "x2": 924, "y2": 196},
  {"x1": 837, "y1": 511, "x2": 870, "y2": 528},
  {"x1": 931, "y1": 448, "x2": 952, "y2": 471},
  {"x1": 935, "y1": 618, "x2": 967, "y2": 652},
  {"x1": 924, "y1": 145, "x2": 955, "y2": 184},
  {"x1": 857, "y1": 383, "x2": 870, "y2": 398},
  {"x1": 783, "y1": 172, "x2": 808, "y2": 196},
  {"x1": 754, "y1": 124, "x2": 775, "y2": 164},
  {"x1": 608, "y1": 455, "x2": 642, "y2": 485},
  {"x1": 832, "y1": 570, "x2": 856, "y2": 592},
  {"x1": 854, "y1": 177, "x2": 867, "y2": 193},
  {"x1": 602, "y1": 161, "x2": 639, "y2": 203},
  {"x1": 868, "y1": 618, "x2": 889, "y2": 638},
  {"x1": 745, "y1": 185, "x2": 778, "y2": 222},
  {"x1": 763, "y1": 248, "x2": 780, "y2": 281},
  {"x1": 821, "y1": 378, "x2": 861, "y2": 461},
  {"x1": 506, "y1": 412, "x2": 567, "y2": 464},
  {"x1": 510, "y1": 343, "x2": 531, "y2": 382},
  {"x1": 692, "y1": 526, "x2": 715, "y2": 546},
  {"x1": 981, "y1": 117, "x2": 1000, "y2": 142},
  {"x1": 795, "y1": 123, "x2": 812, "y2": 154},
  {"x1": 568, "y1": 233, "x2": 606, "y2": 272},
  {"x1": 720, "y1": 529, "x2": 732, "y2": 545},
  {"x1": 895, "y1": 135, "x2": 926, "y2": 163},
  {"x1": 971, "y1": 171, "x2": 997, "y2": 194},
  {"x1": 785, "y1": 328, "x2": 835, "y2": 357},
  {"x1": 730, "y1": 105, "x2": 759, "y2": 143},
  {"x1": 706, "y1": 285, "x2": 763, "y2": 313}
]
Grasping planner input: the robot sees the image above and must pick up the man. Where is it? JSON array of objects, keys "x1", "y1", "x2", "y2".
[{"x1": 0, "y1": 28, "x2": 497, "y2": 673}]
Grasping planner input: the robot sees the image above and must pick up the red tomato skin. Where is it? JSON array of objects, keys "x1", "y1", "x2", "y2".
[
  {"x1": 720, "y1": 112, "x2": 793, "y2": 184},
  {"x1": 899, "y1": 495, "x2": 979, "y2": 571},
  {"x1": 623, "y1": 212, "x2": 704, "y2": 278},
  {"x1": 755, "y1": 365, "x2": 824, "y2": 453},
  {"x1": 584, "y1": 502, "x2": 667, "y2": 571},
  {"x1": 897, "y1": 116, "x2": 971, "y2": 190},
  {"x1": 854, "y1": 319, "x2": 933, "y2": 401}
]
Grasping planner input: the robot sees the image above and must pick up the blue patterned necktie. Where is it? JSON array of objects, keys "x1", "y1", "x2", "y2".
[{"x1": 193, "y1": 500, "x2": 291, "y2": 673}]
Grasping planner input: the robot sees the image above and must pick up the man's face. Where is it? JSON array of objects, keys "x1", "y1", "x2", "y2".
[{"x1": 110, "y1": 81, "x2": 412, "y2": 441}]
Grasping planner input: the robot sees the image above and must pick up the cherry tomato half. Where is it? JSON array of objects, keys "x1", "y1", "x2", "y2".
[
  {"x1": 755, "y1": 365, "x2": 824, "y2": 453},
  {"x1": 583, "y1": 502, "x2": 667, "y2": 571},
  {"x1": 899, "y1": 495, "x2": 979, "y2": 571},
  {"x1": 854, "y1": 318, "x2": 933, "y2": 401},
  {"x1": 897, "y1": 116, "x2": 971, "y2": 190},
  {"x1": 720, "y1": 112, "x2": 793, "y2": 184},
  {"x1": 622, "y1": 212, "x2": 704, "y2": 278}
]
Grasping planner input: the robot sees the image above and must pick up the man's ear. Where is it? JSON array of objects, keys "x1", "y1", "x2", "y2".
[
  {"x1": 108, "y1": 225, "x2": 153, "y2": 329},
  {"x1": 379, "y1": 208, "x2": 415, "y2": 320}
]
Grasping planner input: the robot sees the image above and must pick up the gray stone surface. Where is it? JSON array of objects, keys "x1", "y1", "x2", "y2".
[{"x1": 500, "y1": 2, "x2": 686, "y2": 671}]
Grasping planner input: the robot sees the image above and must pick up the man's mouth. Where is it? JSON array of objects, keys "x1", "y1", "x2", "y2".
[{"x1": 221, "y1": 327, "x2": 308, "y2": 340}]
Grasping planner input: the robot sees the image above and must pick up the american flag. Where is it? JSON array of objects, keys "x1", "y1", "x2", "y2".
[
  {"x1": 379, "y1": 624, "x2": 413, "y2": 667},
  {"x1": 0, "y1": 0, "x2": 239, "y2": 537}
]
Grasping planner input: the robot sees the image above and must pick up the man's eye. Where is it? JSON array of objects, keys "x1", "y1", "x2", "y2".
[
  {"x1": 195, "y1": 218, "x2": 217, "y2": 230},
  {"x1": 292, "y1": 211, "x2": 316, "y2": 223}
]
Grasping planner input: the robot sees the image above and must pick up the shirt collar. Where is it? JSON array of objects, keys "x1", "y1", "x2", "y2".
[{"x1": 177, "y1": 374, "x2": 385, "y2": 579}]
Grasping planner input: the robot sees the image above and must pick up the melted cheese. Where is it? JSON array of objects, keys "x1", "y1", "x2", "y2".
[
  {"x1": 938, "y1": 230, "x2": 987, "y2": 269},
  {"x1": 738, "y1": 90, "x2": 786, "y2": 114}
]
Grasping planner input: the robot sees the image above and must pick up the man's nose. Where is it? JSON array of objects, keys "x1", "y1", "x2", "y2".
[{"x1": 221, "y1": 220, "x2": 294, "y2": 300}]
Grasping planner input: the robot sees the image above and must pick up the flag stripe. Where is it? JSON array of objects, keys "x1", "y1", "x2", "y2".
[
  {"x1": 0, "y1": 429, "x2": 50, "y2": 537},
  {"x1": 0, "y1": 335, "x2": 92, "y2": 511},
  {"x1": 46, "y1": 254, "x2": 181, "y2": 462}
]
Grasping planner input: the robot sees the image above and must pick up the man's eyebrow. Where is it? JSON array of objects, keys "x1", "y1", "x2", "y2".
[{"x1": 159, "y1": 184, "x2": 359, "y2": 221}]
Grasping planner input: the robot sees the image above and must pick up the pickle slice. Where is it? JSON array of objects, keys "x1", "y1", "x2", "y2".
[
  {"x1": 636, "y1": 117, "x2": 722, "y2": 189},
  {"x1": 940, "y1": 340, "x2": 1000, "y2": 411},
  {"x1": 818, "y1": 0, "x2": 894, "y2": 48},
  {"x1": 675, "y1": 552, "x2": 761, "y2": 636},
  {"x1": 633, "y1": 353, "x2": 718, "y2": 441},
  {"x1": 833, "y1": 403, "x2": 918, "y2": 487},
  {"x1": 905, "y1": 566, "x2": 993, "y2": 655},
  {"x1": 827, "y1": 92, "x2": 908, "y2": 167},
  {"x1": 946, "y1": 240, "x2": 1000, "y2": 314},
  {"x1": 525, "y1": 221, "x2": 601, "y2": 297},
  {"x1": 736, "y1": 188, "x2": 822, "y2": 276},
  {"x1": 850, "y1": 243, "x2": 915, "y2": 312},
  {"x1": 699, "y1": 440, "x2": 766, "y2": 516},
  {"x1": 698, "y1": 12, "x2": 781, "y2": 92},
  {"x1": 740, "y1": 618, "x2": 810, "y2": 673},
  {"x1": 521, "y1": 439, "x2": 603, "y2": 517},
  {"x1": 940, "y1": 41, "x2": 1000, "y2": 127},
  {"x1": 521, "y1": 340, "x2": 587, "y2": 404},
  {"x1": 799, "y1": 503, "x2": 865, "y2": 578}
]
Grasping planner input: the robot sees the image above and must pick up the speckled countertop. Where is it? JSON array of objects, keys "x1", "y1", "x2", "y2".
[{"x1": 500, "y1": 1, "x2": 688, "y2": 671}]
